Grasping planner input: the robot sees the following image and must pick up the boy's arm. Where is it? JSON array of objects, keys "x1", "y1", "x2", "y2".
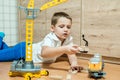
[
  {"x1": 68, "y1": 54, "x2": 84, "y2": 72},
  {"x1": 41, "y1": 46, "x2": 66, "y2": 58},
  {"x1": 67, "y1": 54, "x2": 78, "y2": 66},
  {"x1": 41, "y1": 45, "x2": 80, "y2": 58},
  {"x1": 68, "y1": 54, "x2": 83, "y2": 73}
]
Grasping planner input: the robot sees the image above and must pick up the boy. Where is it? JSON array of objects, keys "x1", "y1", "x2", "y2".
[{"x1": 0, "y1": 12, "x2": 83, "y2": 72}]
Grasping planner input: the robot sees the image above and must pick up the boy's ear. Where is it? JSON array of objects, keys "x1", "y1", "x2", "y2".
[{"x1": 50, "y1": 25, "x2": 55, "y2": 32}]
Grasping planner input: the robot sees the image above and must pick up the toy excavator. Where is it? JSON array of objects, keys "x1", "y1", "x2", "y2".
[
  {"x1": 8, "y1": 0, "x2": 68, "y2": 80},
  {"x1": 88, "y1": 53, "x2": 106, "y2": 78}
]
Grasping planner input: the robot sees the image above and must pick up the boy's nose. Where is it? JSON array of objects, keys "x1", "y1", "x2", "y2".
[{"x1": 64, "y1": 27, "x2": 68, "y2": 31}]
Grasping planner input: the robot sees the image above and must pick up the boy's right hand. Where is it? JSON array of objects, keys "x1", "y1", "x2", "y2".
[
  {"x1": 79, "y1": 46, "x2": 89, "y2": 53},
  {"x1": 64, "y1": 45, "x2": 80, "y2": 55}
]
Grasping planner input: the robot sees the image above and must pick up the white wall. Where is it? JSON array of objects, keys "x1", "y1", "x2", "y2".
[{"x1": 0, "y1": 0, "x2": 18, "y2": 46}]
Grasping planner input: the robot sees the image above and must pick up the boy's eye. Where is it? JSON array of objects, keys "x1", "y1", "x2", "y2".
[
  {"x1": 58, "y1": 25, "x2": 71, "y2": 29},
  {"x1": 67, "y1": 26, "x2": 71, "y2": 29},
  {"x1": 59, "y1": 25, "x2": 65, "y2": 28}
]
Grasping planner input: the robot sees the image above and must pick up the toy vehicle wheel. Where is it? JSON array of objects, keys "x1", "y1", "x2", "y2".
[
  {"x1": 46, "y1": 70, "x2": 49, "y2": 76},
  {"x1": 8, "y1": 72, "x2": 13, "y2": 77},
  {"x1": 28, "y1": 76, "x2": 31, "y2": 80},
  {"x1": 25, "y1": 73, "x2": 32, "y2": 80},
  {"x1": 40, "y1": 70, "x2": 49, "y2": 76},
  {"x1": 88, "y1": 73, "x2": 92, "y2": 78}
]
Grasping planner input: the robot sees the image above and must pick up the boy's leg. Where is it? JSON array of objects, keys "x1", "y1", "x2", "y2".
[
  {"x1": 13, "y1": 42, "x2": 26, "y2": 59},
  {"x1": 1, "y1": 41, "x2": 9, "y2": 49},
  {"x1": 0, "y1": 42, "x2": 26, "y2": 61},
  {"x1": 0, "y1": 32, "x2": 5, "y2": 49}
]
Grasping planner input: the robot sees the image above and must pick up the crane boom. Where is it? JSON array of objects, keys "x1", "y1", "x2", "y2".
[{"x1": 40, "y1": 0, "x2": 68, "y2": 11}]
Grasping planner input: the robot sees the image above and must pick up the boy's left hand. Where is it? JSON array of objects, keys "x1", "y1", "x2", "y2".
[{"x1": 71, "y1": 66, "x2": 83, "y2": 72}]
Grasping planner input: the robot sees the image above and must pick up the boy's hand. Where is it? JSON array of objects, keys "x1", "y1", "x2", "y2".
[
  {"x1": 64, "y1": 45, "x2": 80, "y2": 55},
  {"x1": 71, "y1": 66, "x2": 83, "y2": 72},
  {"x1": 78, "y1": 46, "x2": 89, "y2": 53}
]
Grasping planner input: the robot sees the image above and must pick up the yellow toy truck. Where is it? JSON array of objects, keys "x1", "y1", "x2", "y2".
[{"x1": 88, "y1": 53, "x2": 106, "y2": 78}]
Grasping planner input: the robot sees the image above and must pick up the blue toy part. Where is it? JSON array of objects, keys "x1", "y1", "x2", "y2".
[{"x1": 89, "y1": 72, "x2": 106, "y2": 78}]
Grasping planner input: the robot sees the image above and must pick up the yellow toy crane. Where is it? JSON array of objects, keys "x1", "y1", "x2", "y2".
[{"x1": 8, "y1": 0, "x2": 68, "y2": 80}]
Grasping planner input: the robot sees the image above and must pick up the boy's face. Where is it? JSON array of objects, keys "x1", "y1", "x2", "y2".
[{"x1": 51, "y1": 17, "x2": 72, "y2": 41}]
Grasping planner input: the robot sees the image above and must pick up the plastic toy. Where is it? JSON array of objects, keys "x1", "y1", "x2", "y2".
[
  {"x1": 8, "y1": 0, "x2": 68, "y2": 80},
  {"x1": 88, "y1": 53, "x2": 106, "y2": 78}
]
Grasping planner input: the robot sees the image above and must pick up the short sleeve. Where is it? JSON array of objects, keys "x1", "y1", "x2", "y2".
[{"x1": 42, "y1": 36, "x2": 54, "y2": 47}]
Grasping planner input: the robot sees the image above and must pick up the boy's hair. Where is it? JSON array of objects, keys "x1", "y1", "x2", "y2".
[{"x1": 51, "y1": 12, "x2": 72, "y2": 26}]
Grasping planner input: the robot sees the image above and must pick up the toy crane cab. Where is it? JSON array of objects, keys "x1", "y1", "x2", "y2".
[
  {"x1": 88, "y1": 53, "x2": 106, "y2": 78},
  {"x1": 8, "y1": 0, "x2": 68, "y2": 80}
]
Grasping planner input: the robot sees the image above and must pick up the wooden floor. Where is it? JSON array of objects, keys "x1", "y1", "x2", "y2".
[{"x1": 0, "y1": 57, "x2": 120, "y2": 80}]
